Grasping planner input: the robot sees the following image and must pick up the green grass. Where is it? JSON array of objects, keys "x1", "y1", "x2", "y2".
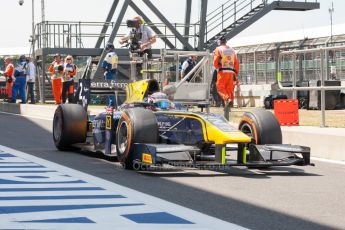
[{"x1": 32, "y1": 103, "x2": 345, "y2": 128}]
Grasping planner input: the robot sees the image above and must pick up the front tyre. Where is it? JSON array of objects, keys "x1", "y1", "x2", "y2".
[
  {"x1": 238, "y1": 109, "x2": 282, "y2": 145},
  {"x1": 116, "y1": 108, "x2": 158, "y2": 169},
  {"x1": 239, "y1": 109, "x2": 282, "y2": 169}
]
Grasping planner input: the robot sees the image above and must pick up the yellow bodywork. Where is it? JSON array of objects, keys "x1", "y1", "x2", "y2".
[
  {"x1": 125, "y1": 80, "x2": 149, "y2": 103},
  {"x1": 125, "y1": 79, "x2": 159, "y2": 103},
  {"x1": 160, "y1": 112, "x2": 251, "y2": 145},
  {"x1": 204, "y1": 120, "x2": 251, "y2": 144}
]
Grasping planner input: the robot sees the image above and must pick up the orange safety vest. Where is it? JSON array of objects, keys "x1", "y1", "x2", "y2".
[
  {"x1": 213, "y1": 45, "x2": 239, "y2": 74},
  {"x1": 4, "y1": 63, "x2": 14, "y2": 78}
]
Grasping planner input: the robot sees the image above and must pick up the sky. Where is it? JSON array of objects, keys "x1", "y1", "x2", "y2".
[{"x1": 0, "y1": 0, "x2": 344, "y2": 51}]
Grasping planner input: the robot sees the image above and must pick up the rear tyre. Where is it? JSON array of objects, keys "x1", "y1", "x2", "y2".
[
  {"x1": 116, "y1": 108, "x2": 158, "y2": 169},
  {"x1": 53, "y1": 104, "x2": 87, "y2": 150}
]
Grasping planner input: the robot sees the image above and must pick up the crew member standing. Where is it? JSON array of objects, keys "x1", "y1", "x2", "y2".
[
  {"x1": 213, "y1": 36, "x2": 239, "y2": 120},
  {"x1": 181, "y1": 55, "x2": 197, "y2": 82},
  {"x1": 102, "y1": 43, "x2": 118, "y2": 107},
  {"x1": 62, "y1": 55, "x2": 77, "y2": 103},
  {"x1": 11, "y1": 55, "x2": 27, "y2": 104},
  {"x1": 3, "y1": 57, "x2": 14, "y2": 102},
  {"x1": 26, "y1": 57, "x2": 36, "y2": 104},
  {"x1": 48, "y1": 53, "x2": 64, "y2": 104}
]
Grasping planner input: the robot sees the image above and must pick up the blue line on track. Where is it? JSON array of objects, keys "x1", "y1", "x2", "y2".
[
  {"x1": 0, "y1": 203, "x2": 145, "y2": 214},
  {"x1": 0, "y1": 170, "x2": 57, "y2": 173},
  {"x1": 18, "y1": 217, "x2": 96, "y2": 224},
  {"x1": 0, "y1": 154, "x2": 16, "y2": 157},
  {"x1": 0, "y1": 166, "x2": 45, "y2": 168},
  {"x1": 18, "y1": 176, "x2": 49, "y2": 179},
  {"x1": 0, "y1": 179, "x2": 86, "y2": 184},
  {"x1": 0, "y1": 162, "x2": 33, "y2": 164},
  {"x1": 0, "y1": 195, "x2": 125, "y2": 200},
  {"x1": 122, "y1": 212, "x2": 194, "y2": 224},
  {"x1": 0, "y1": 187, "x2": 105, "y2": 192}
]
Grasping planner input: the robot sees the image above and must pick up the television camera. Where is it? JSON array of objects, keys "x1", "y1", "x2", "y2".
[{"x1": 125, "y1": 20, "x2": 142, "y2": 54}]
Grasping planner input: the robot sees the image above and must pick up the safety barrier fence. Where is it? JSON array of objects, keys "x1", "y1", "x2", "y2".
[
  {"x1": 278, "y1": 45, "x2": 345, "y2": 127},
  {"x1": 35, "y1": 21, "x2": 201, "y2": 50},
  {"x1": 237, "y1": 48, "x2": 345, "y2": 84}
]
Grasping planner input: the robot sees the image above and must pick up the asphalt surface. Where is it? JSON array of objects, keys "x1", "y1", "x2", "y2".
[{"x1": 1, "y1": 111, "x2": 344, "y2": 230}]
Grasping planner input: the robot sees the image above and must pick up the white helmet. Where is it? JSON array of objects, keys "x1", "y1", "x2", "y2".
[{"x1": 147, "y1": 92, "x2": 172, "y2": 110}]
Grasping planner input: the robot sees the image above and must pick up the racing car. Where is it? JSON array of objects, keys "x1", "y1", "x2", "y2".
[{"x1": 53, "y1": 79, "x2": 311, "y2": 170}]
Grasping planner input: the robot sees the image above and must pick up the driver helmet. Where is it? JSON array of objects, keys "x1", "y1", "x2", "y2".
[{"x1": 147, "y1": 92, "x2": 172, "y2": 110}]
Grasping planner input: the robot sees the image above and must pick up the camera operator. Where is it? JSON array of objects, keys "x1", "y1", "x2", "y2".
[{"x1": 119, "y1": 16, "x2": 156, "y2": 59}]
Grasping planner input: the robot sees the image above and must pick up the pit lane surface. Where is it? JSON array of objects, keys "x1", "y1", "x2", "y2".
[{"x1": 1, "y1": 112, "x2": 345, "y2": 230}]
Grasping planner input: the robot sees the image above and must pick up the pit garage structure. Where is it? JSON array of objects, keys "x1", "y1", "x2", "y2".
[{"x1": 31, "y1": 0, "x2": 319, "y2": 102}]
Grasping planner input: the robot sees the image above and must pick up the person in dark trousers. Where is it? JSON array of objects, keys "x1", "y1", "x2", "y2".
[
  {"x1": 210, "y1": 69, "x2": 223, "y2": 107},
  {"x1": 181, "y1": 55, "x2": 197, "y2": 82},
  {"x1": 62, "y1": 55, "x2": 77, "y2": 103},
  {"x1": 26, "y1": 57, "x2": 36, "y2": 104},
  {"x1": 11, "y1": 55, "x2": 27, "y2": 104}
]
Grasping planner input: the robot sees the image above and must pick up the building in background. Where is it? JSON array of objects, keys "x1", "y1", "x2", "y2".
[{"x1": 232, "y1": 23, "x2": 345, "y2": 84}]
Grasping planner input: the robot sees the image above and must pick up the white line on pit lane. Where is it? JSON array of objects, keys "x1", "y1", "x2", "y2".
[
  {"x1": 311, "y1": 157, "x2": 345, "y2": 166},
  {"x1": 0, "y1": 111, "x2": 53, "y2": 121},
  {"x1": 0, "y1": 145, "x2": 247, "y2": 230}
]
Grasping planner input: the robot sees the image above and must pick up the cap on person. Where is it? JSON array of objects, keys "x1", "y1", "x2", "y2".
[
  {"x1": 133, "y1": 16, "x2": 144, "y2": 25},
  {"x1": 4, "y1": 56, "x2": 12, "y2": 62},
  {"x1": 54, "y1": 53, "x2": 61, "y2": 58},
  {"x1": 106, "y1": 42, "x2": 115, "y2": 50}
]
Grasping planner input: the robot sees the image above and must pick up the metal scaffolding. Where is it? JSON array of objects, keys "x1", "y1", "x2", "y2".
[{"x1": 32, "y1": 0, "x2": 320, "y2": 102}]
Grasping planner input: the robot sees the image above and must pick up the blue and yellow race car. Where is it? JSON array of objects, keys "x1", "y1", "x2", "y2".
[{"x1": 53, "y1": 79, "x2": 311, "y2": 170}]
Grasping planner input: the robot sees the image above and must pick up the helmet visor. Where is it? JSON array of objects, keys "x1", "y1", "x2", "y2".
[{"x1": 154, "y1": 100, "x2": 170, "y2": 110}]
